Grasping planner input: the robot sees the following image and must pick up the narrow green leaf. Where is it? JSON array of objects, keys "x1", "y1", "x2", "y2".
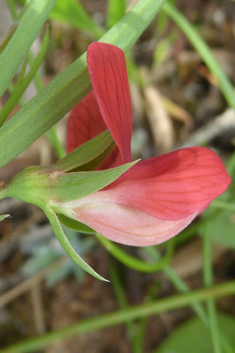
[
  {"x1": 0, "y1": 0, "x2": 167, "y2": 169},
  {"x1": 45, "y1": 208, "x2": 108, "y2": 281},
  {"x1": 50, "y1": 0, "x2": 105, "y2": 38},
  {"x1": 107, "y1": 0, "x2": 126, "y2": 29},
  {"x1": 14, "y1": 56, "x2": 28, "y2": 87},
  {"x1": 0, "y1": 0, "x2": 56, "y2": 97},
  {"x1": 52, "y1": 160, "x2": 138, "y2": 202},
  {"x1": 0, "y1": 28, "x2": 49, "y2": 125},
  {"x1": 163, "y1": 3, "x2": 235, "y2": 109},
  {"x1": 53, "y1": 130, "x2": 114, "y2": 172}
]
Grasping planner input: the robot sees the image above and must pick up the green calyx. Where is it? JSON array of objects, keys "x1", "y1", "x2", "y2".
[
  {"x1": 0, "y1": 159, "x2": 137, "y2": 208},
  {"x1": 0, "y1": 165, "x2": 59, "y2": 209}
]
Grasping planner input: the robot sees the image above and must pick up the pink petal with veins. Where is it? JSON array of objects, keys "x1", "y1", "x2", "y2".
[{"x1": 64, "y1": 200, "x2": 204, "y2": 246}]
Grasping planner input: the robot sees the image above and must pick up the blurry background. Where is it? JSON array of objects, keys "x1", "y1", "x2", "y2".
[{"x1": 0, "y1": 0, "x2": 235, "y2": 352}]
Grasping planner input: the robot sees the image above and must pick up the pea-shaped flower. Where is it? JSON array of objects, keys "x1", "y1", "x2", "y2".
[{"x1": 62, "y1": 42, "x2": 231, "y2": 246}]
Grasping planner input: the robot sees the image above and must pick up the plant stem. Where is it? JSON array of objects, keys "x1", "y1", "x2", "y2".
[
  {"x1": 145, "y1": 246, "x2": 209, "y2": 325},
  {"x1": 96, "y1": 233, "x2": 173, "y2": 273},
  {"x1": 203, "y1": 224, "x2": 222, "y2": 353}
]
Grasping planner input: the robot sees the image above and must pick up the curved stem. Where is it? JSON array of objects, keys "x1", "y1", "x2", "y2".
[{"x1": 96, "y1": 233, "x2": 174, "y2": 273}]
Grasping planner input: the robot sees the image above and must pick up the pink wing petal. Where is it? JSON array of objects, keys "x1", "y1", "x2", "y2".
[
  {"x1": 66, "y1": 200, "x2": 202, "y2": 246},
  {"x1": 87, "y1": 42, "x2": 132, "y2": 164},
  {"x1": 99, "y1": 147, "x2": 231, "y2": 220}
]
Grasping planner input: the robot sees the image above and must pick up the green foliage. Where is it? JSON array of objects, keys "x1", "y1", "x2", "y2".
[
  {"x1": 0, "y1": 27, "x2": 49, "y2": 125},
  {"x1": 0, "y1": 0, "x2": 56, "y2": 97}
]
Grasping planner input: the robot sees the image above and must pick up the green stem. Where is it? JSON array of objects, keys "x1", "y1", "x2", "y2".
[
  {"x1": 96, "y1": 233, "x2": 173, "y2": 273},
  {"x1": 203, "y1": 224, "x2": 222, "y2": 353},
  {"x1": 2, "y1": 280, "x2": 235, "y2": 353},
  {"x1": 108, "y1": 261, "x2": 138, "y2": 351},
  {"x1": 163, "y1": 3, "x2": 235, "y2": 109},
  {"x1": 145, "y1": 246, "x2": 209, "y2": 325}
]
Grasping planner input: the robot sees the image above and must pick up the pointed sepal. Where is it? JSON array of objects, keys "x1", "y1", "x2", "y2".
[{"x1": 45, "y1": 208, "x2": 109, "y2": 281}]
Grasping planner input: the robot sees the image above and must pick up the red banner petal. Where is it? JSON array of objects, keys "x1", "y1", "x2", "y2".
[{"x1": 87, "y1": 42, "x2": 132, "y2": 164}]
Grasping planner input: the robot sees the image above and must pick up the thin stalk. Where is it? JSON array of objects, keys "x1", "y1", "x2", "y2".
[
  {"x1": 2, "y1": 280, "x2": 235, "y2": 353},
  {"x1": 203, "y1": 225, "x2": 222, "y2": 353},
  {"x1": 145, "y1": 246, "x2": 209, "y2": 325},
  {"x1": 96, "y1": 233, "x2": 174, "y2": 273},
  {"x1": 108, "y1": 261, "x2": 138, "y2": 351}
]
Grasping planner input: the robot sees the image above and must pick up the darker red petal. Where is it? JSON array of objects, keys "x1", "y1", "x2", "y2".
[{"x1": 66, "y1": 91, "x2": 106, "y2": 154}]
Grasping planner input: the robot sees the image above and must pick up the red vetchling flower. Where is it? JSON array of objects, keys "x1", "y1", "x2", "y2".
[{"x1": 65, "y1": 42, "x2": 231, "y2": 246}]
